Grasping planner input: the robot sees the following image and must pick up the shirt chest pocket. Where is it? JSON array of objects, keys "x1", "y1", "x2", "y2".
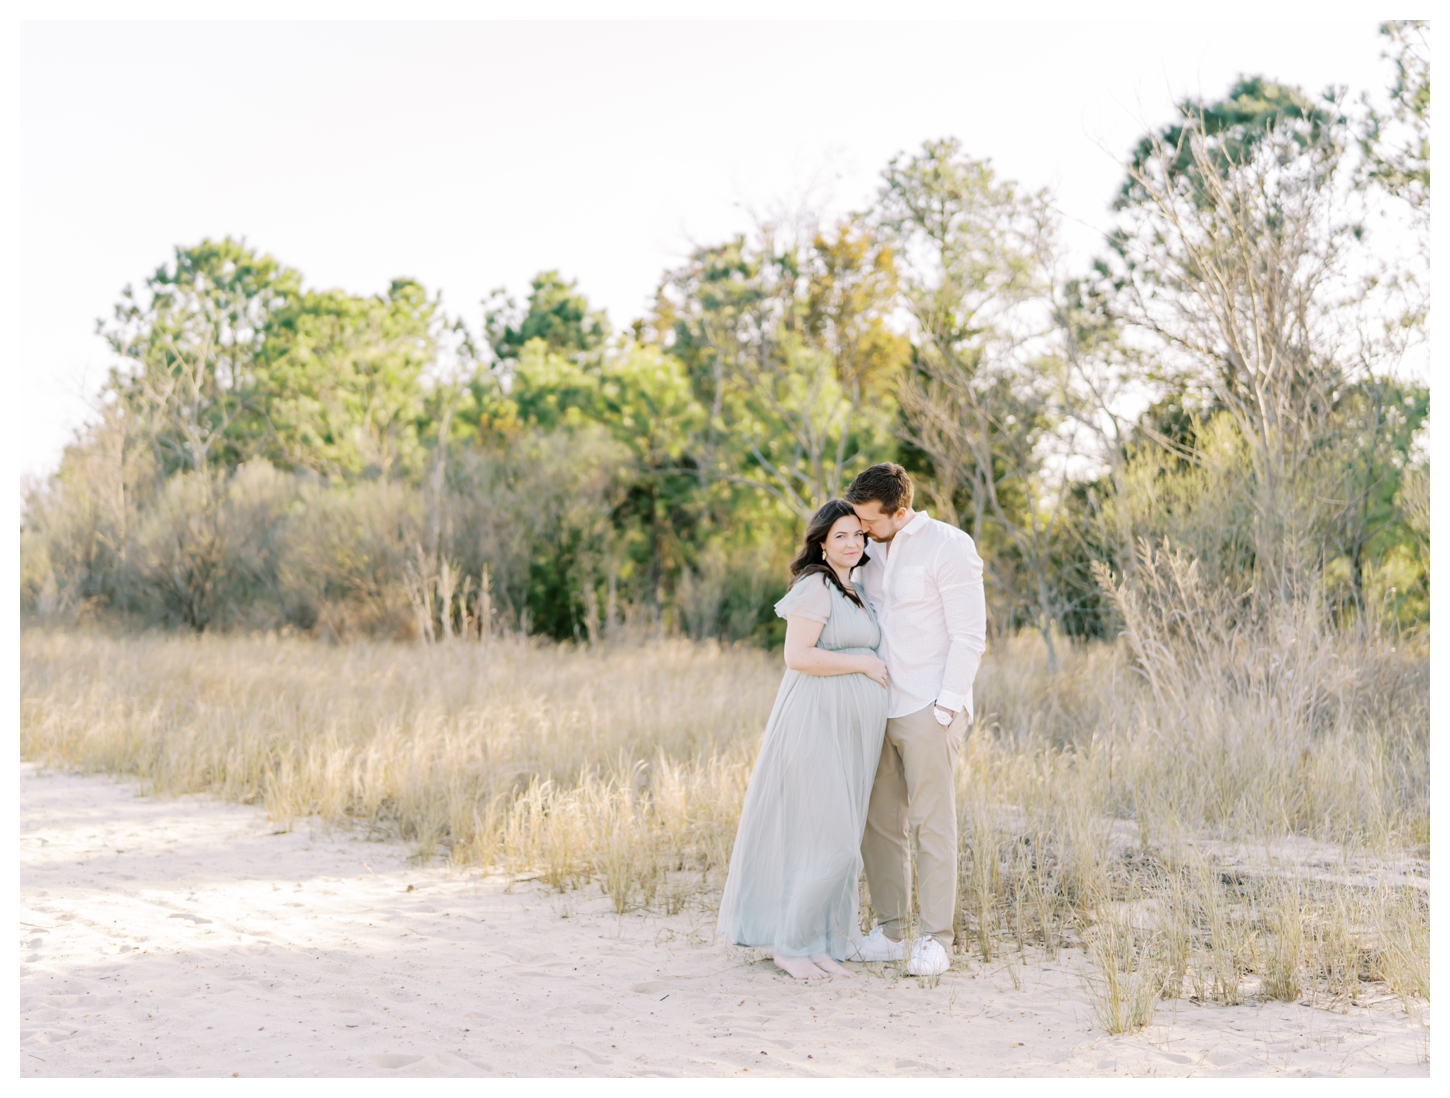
[{"x1": 894, "y1": 565, "x2": 927, "y2": 601}]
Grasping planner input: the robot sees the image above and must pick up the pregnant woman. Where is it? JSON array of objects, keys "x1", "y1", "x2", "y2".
[{"x1": 716, "y1": 499, "x2": 890, "y2": 980}]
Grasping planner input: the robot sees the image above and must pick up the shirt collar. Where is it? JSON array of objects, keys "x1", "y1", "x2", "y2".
[{"x1": 897, "y1": 511, "x2": 931, "y2": 538}]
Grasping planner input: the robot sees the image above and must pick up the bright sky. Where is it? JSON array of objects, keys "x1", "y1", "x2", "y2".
[{"x1": 15, "y1": 17, "x2": 1400, "y2": 485}]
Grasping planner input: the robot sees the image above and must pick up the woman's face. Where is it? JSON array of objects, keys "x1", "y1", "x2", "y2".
[{"x1": 821, "y1": 513, "x2": 868, "y2": 572}]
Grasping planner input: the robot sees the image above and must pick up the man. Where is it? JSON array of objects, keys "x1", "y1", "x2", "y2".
[{"x1": 844, "y1": 463, "x2": 987, "y2": 977}]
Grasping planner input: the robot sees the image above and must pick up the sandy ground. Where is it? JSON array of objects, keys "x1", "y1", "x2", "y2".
[{"x1": 20, "y1": 762, "x2": 1429, "y2": 1078}]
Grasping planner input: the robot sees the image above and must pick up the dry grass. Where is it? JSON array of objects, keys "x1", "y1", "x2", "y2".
[
  {"x1": 20, "y1": 629, "x2": 769, "y2": 914},
  {"x1": 20, "y1": 592, "x2": 1428, "y2": 1028}
]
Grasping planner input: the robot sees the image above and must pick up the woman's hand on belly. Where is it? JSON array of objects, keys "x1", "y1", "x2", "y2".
[{"x1": 858, "y1": 654, "x2": 889, "y2": 689}]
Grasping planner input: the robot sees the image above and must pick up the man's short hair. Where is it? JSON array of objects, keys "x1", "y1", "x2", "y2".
[{"x1": 845, "y1": 463, "x2": 913, "y2": 514}]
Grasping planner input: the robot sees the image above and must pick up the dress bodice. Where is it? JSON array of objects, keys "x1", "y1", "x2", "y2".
[{"x1": 774, "y1": 572, "x2": 881, "y2": 653}]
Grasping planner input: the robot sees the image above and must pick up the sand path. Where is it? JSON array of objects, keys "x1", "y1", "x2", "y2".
[{"x1": 19, "y1": 762, "x2": 1428, "y2": 1077}]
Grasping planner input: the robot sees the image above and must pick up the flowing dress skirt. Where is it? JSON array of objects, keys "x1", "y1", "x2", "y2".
[{"x1": 716, "y1": 646, "x2": 888, "y2": 959}]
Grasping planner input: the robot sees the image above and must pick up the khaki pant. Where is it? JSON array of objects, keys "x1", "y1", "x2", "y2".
[{"x1": 861, "y1": 702, "x2": 968, "y2": 944}]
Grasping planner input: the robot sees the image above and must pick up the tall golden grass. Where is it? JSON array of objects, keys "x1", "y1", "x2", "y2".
[
  {"x1": 20, "y1": 569, "x2": 1428, "y2": 1030},
  {"x1": 20, "y1": 630, "x2": 769, "y2": 904}
]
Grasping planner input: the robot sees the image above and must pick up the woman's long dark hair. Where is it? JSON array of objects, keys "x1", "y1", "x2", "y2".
[{"x1": 788, "y1": 499, "x2": 869, "y2": 609}]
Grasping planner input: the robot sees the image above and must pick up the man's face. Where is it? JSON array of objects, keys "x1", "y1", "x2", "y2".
[{"x1": 851, "y1": 499, "x2": 910, "y2": 543}]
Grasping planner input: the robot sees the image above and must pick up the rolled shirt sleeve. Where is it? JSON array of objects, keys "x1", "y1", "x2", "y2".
[{"x1": 932, "y1": 533, "x2": 987, "y2": 718}]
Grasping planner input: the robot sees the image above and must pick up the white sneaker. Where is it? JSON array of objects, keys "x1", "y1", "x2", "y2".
[
  {"x1": 849, "y1": 927, "x2": 907, "y2": 962},
  {"x1": 906, "y1": 936, "x2": 951, "y2": 976}
]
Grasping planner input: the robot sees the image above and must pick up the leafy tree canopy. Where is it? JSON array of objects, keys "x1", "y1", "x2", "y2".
[
  {"x1": 488, "y1": 270, "x2": 609, "y2": 362},
  {"x1": 1118, "y1": 76, "x2": 1345, "y2": 210}
]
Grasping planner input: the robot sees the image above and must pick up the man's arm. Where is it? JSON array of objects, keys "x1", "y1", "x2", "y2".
[{"x1": 932, "y1": 532, "x2": 987, "y2": 720}]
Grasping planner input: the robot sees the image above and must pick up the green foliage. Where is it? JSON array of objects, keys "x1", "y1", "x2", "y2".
[
  {"x1": 488, "y1": 270, "x2": 609, "y2": 362},
  {"x1": 1361, "y1": 20, "x2": 1430, "y2": 214},
  {"x1": 654, "y1": 217, "x2": 907, "y2": 519},
  {"x1": 103, "y1": 237, "x2": 302, "y2": 473},
  {"x1": 258, "y1": 279, "x2": 439, "y2": 478},
  {"x1": 1117, "y1": 76, "x2": 1345, "y2": 211},
  {"x1": 103, "y1": 237, "x2": 442, "y2": 482},
  {"x1": 1315, "y1": 381, "x2": 1430, "y2": 626}
]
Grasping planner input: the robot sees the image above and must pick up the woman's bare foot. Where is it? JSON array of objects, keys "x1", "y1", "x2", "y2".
[
  {"x1": 808, "y1": 953, "x2": 855, "y2": 978},
  {"x1": 773, "y1": 953, "x2": 829, "y2": 980}
]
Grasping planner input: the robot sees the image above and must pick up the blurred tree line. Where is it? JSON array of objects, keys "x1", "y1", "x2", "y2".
[{"x1": 22, "y1": 24, "x2": 1429, "y2": 648}]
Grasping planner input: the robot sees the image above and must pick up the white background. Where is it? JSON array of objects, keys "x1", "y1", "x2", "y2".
[{"x1": 12, "y1": 15, "x2": 1402, "y2": 485}]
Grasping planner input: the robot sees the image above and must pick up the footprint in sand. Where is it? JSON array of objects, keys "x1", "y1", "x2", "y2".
[
  {"x1": 369, "y1": 1053, "x2": 423, "y2": 1069},
  {"x1": 1205, "y1": 1049, "x2": 1245, "y2": 1067},
  {"x1": 368, "y1": 1052, "x2": 491, "y2": 1076}
]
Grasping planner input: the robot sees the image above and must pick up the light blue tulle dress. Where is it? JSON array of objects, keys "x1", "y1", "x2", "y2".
[{"x1": 716, "y1": 572, "x2": 889, "y2": 959}]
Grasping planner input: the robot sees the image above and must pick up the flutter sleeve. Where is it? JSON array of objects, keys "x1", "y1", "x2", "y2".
[{"x1": 773, "y1": 573, "x2": 832, "y2": 624}]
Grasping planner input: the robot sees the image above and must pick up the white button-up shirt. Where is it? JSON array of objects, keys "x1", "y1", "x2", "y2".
[{"x1": 856, "y1": 511, "x2": 988, "y2": 720}]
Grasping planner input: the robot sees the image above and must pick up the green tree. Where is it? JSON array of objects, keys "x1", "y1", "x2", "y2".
[
  {"x1": 1118, "y1": 76, "x2": 1344, "y2": 211},
  {"x1": 1316, "y1": 380, "x2": 1430, "y2": 620},
  {"x1": 259, "y1": 279, "x2": 439, "y2": 479},
  {"x1": 1112, "y1": 82, "x2": 1363, "y2": 605},
  {"x1": 500, "y1": 336, "x2": 709, "y2": 635},
  {"x1": 487, "y1": 270, "x2": 609, "y2": 363},
  {"x1": 103, "y1": 237, "x2": 302, "y2": 474},
  {"x1": 653, "y1": 217, "x2": 906, "y2": 519}
]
